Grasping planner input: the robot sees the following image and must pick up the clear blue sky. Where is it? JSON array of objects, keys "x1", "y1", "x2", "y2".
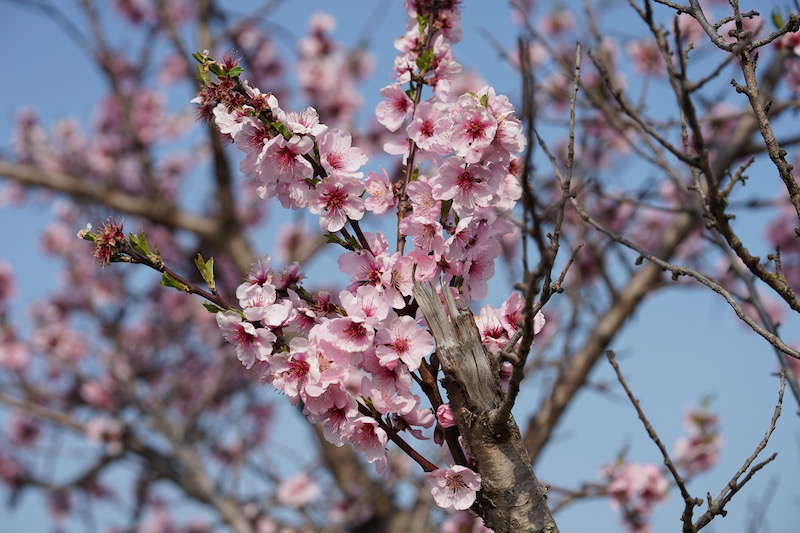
[{"x1": 0, "y1": 1, "x2": 798, "y2": 531}]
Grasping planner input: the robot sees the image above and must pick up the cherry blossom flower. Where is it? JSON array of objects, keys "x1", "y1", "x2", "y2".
[
  {"x1": 449, "y1": 98, "x2": 497, "y2": 163},
  {"x1": 436, "y1": 404, "x2": 456, "y2": 429},
  {"x1": 626, "y1": 39, "x2": 665, "y2": 76},
  {"x1": 317, "y1": 128, "x2": 367, "y2": 178},
  {"x1": 339, "y1": 285, "x2": 390, "y2": 326},
  {"x1": 375, "y1": 84, "x2": 413, "y2": 132},
  {"x1": 236, "y1": 281, "x2": 293, "y2": 327},
  {"x1": 407, "y1": 101, "x2": 452, "y2": 154},
  {"x1": 216, "y1": 311, "x2": 276, "y2": 369},
  {"x1": 276, "y1": 473, "x2": 320, "y2": 508},
  {"x1": 319, "y1": 316, "x2": 374, "y2": 353},
  {"x1": 349, "y1": 416, "x2": 388, "y2": 470},
  {"x1": 284, "y1": 106, "x2": 328, "y2": 137},
  {"x1": 441, "y1": 511, "x2": 494, "y2": 533},
  {"x1": 674, "y1": 407, "x2": 722, "y2": 476},
  {"x1": 0, "y1": 342, "x2": 29, "y2": 371},
  {"x1": 375, "y1": 314, "x2": 434, "y2": 370},
  {"x1": 603, "y1": 462, "x2": 668, "y2": 533},
  {"x1": 364, "y1": 168, "x2": 396, "y2": 214},
  {"x1": 259, "y1": 135, "x2": 314, "y2": 188},
  {"x1": 308, "y1": 175, "x2": 365, "y2": 231},
  {"x1": 426, "y1": 465, "x2": 481, "y2": 510},
  {"x1": 305, "y1": 385, "x2": 358, "y2": 445},
  {"x1": 85, "y1": 416, "x2": 124, "y2": 455},
  {"x1": 432, "y1": 159, "x2": 493, "y2": 215}
]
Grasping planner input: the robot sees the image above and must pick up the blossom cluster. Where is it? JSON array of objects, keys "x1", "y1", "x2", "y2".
[
  {"x1": 602, "y1": 462, "x2": 668, "y2": 533},
  {"x1": 216, "y1": 256, "x2": 436, "y2": 475},
  {"x1": 199, "y1": 0, "x2": 536, "y2": 512},
  {"x1": 674, "y1": 407, "x2": 723, "y2": 476}
]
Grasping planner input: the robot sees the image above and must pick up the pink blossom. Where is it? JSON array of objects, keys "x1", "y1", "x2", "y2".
[
  {"x1": 269, "y1": 343, "x2": 319, "y2": 402},
  {"x1": 284, "y1": 107, "x2": 327, "y2": 137},
  {"x1": 376, "y1": 84, "x2": 413, "y2": 132},
  {"x1": 432, "y1": 159, "x2": 493, "y2": 215},
  {"x1": 276, "y1": 473, "x2": 320, "y2": 507},
  {"x1": 674, "y1": 434, "x2": 723, "y2": 476},
  {"x1": 449, "y1": 98, "x2": 497, "y2": 163},
  {"x1": 319, "y1": 316, "x2": 374, "y2": 353},
  {"x1": 436, "y1": 404, "x2": 456, "y2": 429},
  {"x1": 305, "y1": 385, "x2": 358, "y2": 445},
  {"x1": 339, "y1": 285, "x2": 390, "y2": 326},
  {"x1": 216, "y1": 311, "x2": 276, "y2": 369},
  {"x1": 603, "y1": 462, "x2": 668, "y2": 533},
  {"x1": 213, "y1": 103, "x2": 248, "y2": 138},
  {"x1": 626, "y1": 39, "x2": 666, "y2": 76},
  {"x1": 233, "y1": 117, "x2": 271, "y2": 180},
  {"x1": 399, "y1": 216, "x2": 445, "y2": 257},
  {"x1": 540, "y1": 10, "x2": 575, "y2": 36},
  {"x1": 407, "y1": 178, "x2": 441, "y2": 221},
  {"x1": 236, "y1": 281, "x2": 292, "y2": 327},
  {"x1": 309, "y1": 175, "x2": 365, "y2": 231},
  {"x1": 475, "y1": 304, "x2": 507, "y2": 354},
  {"x1": 258, "y1": 135, "x2": 314, "y2": 194},
  {"x1": 0, "y1": 342, "x2": 28, "y2": 371},
  {"x1": 375, "y1": 314, "x2": 434, "y2": 370},
  {"x1": 460, "y1": 242, "x2": 499, "y2": 300},
  {"x1": 364, "y1": 168, "x2": 396, "y2": 214},
  {"x1": 317, "y1": 128, "x2": 367, "y2": 177},
  {"x1": 500, "y1": 291, "x2": 546, "y2": 336},
  {"x1": 426, "y1": 465, "x2": 481, "y2": 510},
  {"x1": 407, "y1": 101, "x2": 452, "y2": 154},
  {"x1": 350, "y1": 416, "x2": 388, "y2": 469},
  {"x1": 674, "y1": 407, "x2": 722, "y2": 476},
  {"x1": 85, "y1": 416, "x2": 124, "y2": 455}
]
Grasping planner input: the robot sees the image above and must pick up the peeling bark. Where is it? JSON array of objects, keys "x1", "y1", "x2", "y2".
[{"x1": 414, "y1": 283, "x2": 558, "y2": 533}]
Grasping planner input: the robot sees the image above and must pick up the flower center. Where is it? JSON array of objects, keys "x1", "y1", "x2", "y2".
[{"x1": 326, "y1": 152, "x2": 344, "y2": 170}]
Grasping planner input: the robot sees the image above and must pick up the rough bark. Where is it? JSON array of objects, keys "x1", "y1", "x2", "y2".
[{"x1": 415, "y1": 282, "x2": 558, "y2": 533}]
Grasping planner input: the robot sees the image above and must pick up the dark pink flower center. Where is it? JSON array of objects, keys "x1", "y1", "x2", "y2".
[
  {"x1": 484, "y1": 326, "x2": 505, "y2": 339},
  {"x1": 276, "y1": 146, "x2": 295, "y2": 166},
  {"x1": 456, "y1": 171, "x2": 477, "y2": 190},
  {"x1": 344, "y1": 321, "x2": 368, "y2": 340},
  {"x1": 393, "y1": 338, "x2": 410, "y2": 354},
  {"x1": 235, "y1": 325, "x2": 255, "y2": 345},
  {"x1": 322, "y1": 187, "x2": 347, "y2": 210},
  {"x1": 289, "y1": 358, "x2": 310, "y2": 378},
  {"x1": 393, "y1": 97, "x2": 410, "y2": 113},
  {"x1": 326, "y1": 152, "x2": 344, "y2": 170},
  {"x1": 465, "y1": 118, "x2": 487, "y2": 141}
]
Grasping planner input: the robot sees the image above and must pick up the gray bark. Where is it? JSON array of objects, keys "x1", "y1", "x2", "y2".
[{"x1": 414, "y1": 283, "x2": 558, "y2": 533}]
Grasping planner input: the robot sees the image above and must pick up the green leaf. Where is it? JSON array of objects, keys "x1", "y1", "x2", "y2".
[
  {"x1": 194, "y1": 253, "x2": 216, "y2": 291},
  {"x1": 479, "y1": 93, "x2": 489, "y2": 107},
  {"x1": 209, "y1": 63, "x2": 225, "y2": 77},
  {"x1": 191, "y1": 51, "x2": 205, "y2": 63},
  {"x1": 227, "y1": 66, "x2": 245, "y2": 78},
  {"x1": 129, "y1": 231, "x2": 152, "y2": 257},
  {"x1": 202, "y1": 303, "x2": 223, "y2": 314},
  {"x1": 772, "y1": 10, "x2": 785, "y2": 30},
  {"x1": 416, "y1": 48, "x2": 434, "y2": 74},
  {"x1": 196, "y1": 64, "x2": 209, "y2": 85},
  {"x1": 160, "y1": 272, "x2": 189, "y2": 293},
  {"x1": 416, "y1": 14, "x2": 427, "y2": 32}
]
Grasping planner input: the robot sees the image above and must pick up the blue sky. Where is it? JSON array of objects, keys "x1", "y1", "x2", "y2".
[{"x1": 1, "y1": 0, "x2": 798, "y2": 531}]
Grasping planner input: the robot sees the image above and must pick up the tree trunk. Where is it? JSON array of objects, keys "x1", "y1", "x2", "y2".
[{"x1": 414, "y1": 283, "x2": 558, "y2": 533}]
